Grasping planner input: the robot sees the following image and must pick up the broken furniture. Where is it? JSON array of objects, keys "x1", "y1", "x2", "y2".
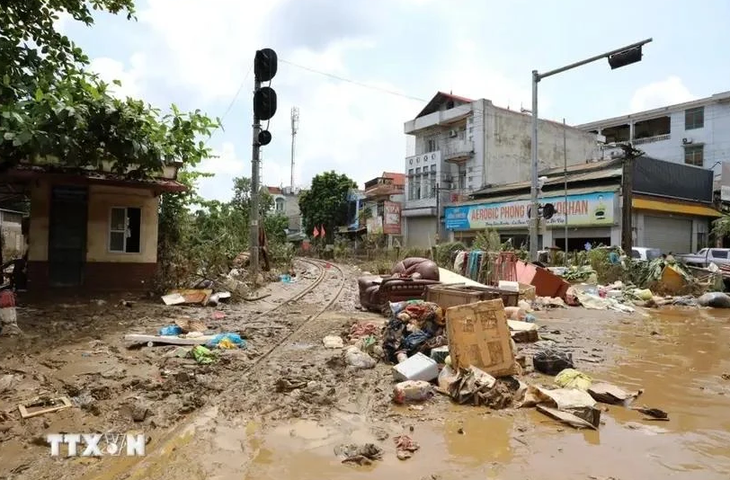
[
  {"x1": 425, "y1": 284, "x2": 519, "y2": 309},
  {"x1": 358, "y1": 257, "x2": 441, "y2": 313}
]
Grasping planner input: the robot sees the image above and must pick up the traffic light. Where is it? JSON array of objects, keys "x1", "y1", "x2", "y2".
[
  {"x1": 254, "y1": 48, "x2": 278, "y2": 82},
  {"x1": 608, "y1": 46, "x2": 643, "y2": 70},
  {"x1": 253, "y1": 48, "x2": 278, "y2": 144},
  {"x1": 254, "y1": 86, "x2": 277, "y2": 121},
  {"x1": 542, "y1": 203, "x2": 555, "y2": 220}
]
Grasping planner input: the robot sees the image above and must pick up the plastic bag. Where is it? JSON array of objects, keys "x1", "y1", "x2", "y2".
[
  {"x1": 533, "y1": 348, "x2": 574, "y2": 375},
  {"x1": 393, "y1": 380, "x2": 433, "y2": 404},
  {"x1": 159, "y1": 325, "x2": 183, "y2": 336},
  {"x1": 697, "y1": 292, "x2": 730, "y2": 308},
  {"x1": 345, "y1": 346, "x2": 376, "y2": 369},
  {"x1": 555, "y1": 368, "x2": 592, "y2": 391},
  {"x1": 206, "y1": 332, "x2": 246, "y2": 349}
]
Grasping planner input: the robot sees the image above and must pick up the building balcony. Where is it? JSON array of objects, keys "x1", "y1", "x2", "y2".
[
  {"x1": 404, "y1": 104, "x2": 473, "y2": 134},
  {"x1": 442, "y1": 140, "x2": 474, "y2": 162},
  {"x1": 633, "y1": 133, "x2": 671, "y2": 145}
]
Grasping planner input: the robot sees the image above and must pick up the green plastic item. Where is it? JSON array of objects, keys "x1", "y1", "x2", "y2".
[
  {"x1": 191, "y1": 345, "x2": 217, "y2": 365},
  {"x1": 555, "y1": 368, "x2": 593, "y2": 391}
]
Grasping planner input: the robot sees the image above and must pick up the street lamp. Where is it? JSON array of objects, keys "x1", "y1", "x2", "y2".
[{"x1": 529, "y1": 38, "x2": 653, "y2": 261}]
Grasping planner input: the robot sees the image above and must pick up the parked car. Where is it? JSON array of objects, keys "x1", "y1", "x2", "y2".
[
  {"x1": 675, "y1": 248, "x2": 730, "y2": 267},
  {"x1": 631, "y1": 247, "x2": 662, "y2": 262}
]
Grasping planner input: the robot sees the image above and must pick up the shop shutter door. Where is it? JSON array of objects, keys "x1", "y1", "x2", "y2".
[
  {"x1": 406, "y1": 217, "x2": 436, "y2": 248},
  {"x1": 644, "y1": 215, "x2": 692, "y2": 254}
]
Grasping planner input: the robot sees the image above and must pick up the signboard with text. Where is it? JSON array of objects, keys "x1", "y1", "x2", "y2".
[
  {"x1": 383, "y1": 201, "x2": 402, "y2": 235},
  {"x1": 444, "y1": 192, "x2": 615, "y2": 231}
]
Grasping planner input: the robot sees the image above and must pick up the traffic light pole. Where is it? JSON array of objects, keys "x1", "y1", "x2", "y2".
[
  {"x1": 250, "y1": 78, "x2": 261, "y2": 276},
  {"x1": 529, "y1": 37, "x2": 652, "y2": 262}
]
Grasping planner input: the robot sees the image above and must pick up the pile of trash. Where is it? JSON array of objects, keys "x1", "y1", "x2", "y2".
[{"x1": 123, "y1": 315, "x2": 247, "y2": 364}]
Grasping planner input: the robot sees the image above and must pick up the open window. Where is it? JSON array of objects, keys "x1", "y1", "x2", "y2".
[{"x1": 109, "y1": 207, "x2": 141, "y2": 253}]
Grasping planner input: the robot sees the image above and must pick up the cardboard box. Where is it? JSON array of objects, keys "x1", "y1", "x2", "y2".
[{"x1": 445, "y1": 299, "x2": 517, "y2": 377}]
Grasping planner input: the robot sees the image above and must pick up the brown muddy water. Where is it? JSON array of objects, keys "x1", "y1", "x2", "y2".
[{"x1": 240, "y1": 307, "x2": 730, "y2": 480}]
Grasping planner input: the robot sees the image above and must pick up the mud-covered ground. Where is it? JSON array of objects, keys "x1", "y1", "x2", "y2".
[{"x1": 2, "y1": 262, "x2": 730, "y2": 480}]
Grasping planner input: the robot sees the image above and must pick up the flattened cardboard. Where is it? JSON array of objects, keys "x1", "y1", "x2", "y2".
[{"x1": 445, "y1": 299, "x2": 517, "y2": 377}]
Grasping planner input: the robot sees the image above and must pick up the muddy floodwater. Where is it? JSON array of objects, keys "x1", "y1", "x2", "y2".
[{"x1": 239, "y1": 307, "x2": 730, "y2": 480}]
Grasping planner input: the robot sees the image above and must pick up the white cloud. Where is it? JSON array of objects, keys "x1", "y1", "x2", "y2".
[
  {"x1": 90, "y1": 54, "x2": 146, "y2": 98},
  {"x1": 107, "y1": 1, "x2": 541, "y2": 201},
  {"x1": 630, "y1": 76, "x2": 696, "y2": 112},
  {"x1": 138, "y1": 0, "x2": 285, "y2": 102}
]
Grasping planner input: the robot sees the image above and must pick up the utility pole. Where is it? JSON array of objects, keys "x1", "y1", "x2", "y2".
[
  {"x1": 563, "y1": 118, "x2": 568, "y2": 258},
  {"x1": 250, "y1": 78, "x2": 262, "y2": 274},
  {"x1": 620, "y1": 143, "x2": 642, "y2": 253},
  {"x1": 290, "y1": 107, "x2": 299, "y2": 188}
]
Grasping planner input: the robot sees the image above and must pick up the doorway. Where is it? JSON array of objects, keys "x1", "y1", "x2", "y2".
[{"x1": 48, "y1": 186, "x2": 88, "y2": 287}]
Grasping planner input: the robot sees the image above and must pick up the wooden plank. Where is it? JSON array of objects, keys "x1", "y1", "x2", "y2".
[
  {"x1": 19, "y1": 396, "x2": 73, "y2": 419},
  {"x1": 124, "y1": 334, "x2": 215, "y2": 346}
]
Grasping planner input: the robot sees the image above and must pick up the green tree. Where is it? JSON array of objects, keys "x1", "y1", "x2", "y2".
[
  {"x1": 299, "y1": 171, "x2": 357, "y2": 241},
  {"x1": 1, "y1": 0, "x2": 217, "y2": 175}
]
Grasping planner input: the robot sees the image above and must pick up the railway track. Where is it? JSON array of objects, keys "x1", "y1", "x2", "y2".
[
  {"x1": 90, "y1": 258, "x2": 348, "y2": 480},
  {"x1": 240, "y1": 257, "x2": 347, "y2": 376}
]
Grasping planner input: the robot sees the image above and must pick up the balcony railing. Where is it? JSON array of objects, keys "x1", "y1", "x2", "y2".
[{"x1": 442, "y1": 140, "x2": 474, "y2": 161}]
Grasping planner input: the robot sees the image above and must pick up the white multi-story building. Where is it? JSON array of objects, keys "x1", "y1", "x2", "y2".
[
  {"x1": 402, "y1": 92, "x2": 599, "y2": 248},
  {"x1": 577, "y1": 91, "x2": 730, "y2": 177}
]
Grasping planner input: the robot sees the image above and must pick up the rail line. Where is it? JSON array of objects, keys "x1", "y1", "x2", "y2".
[
  {"x1": 241, "y1": 257, "x2": 347, "y2": 376},
  {"x1": 89, "y1": 258, "x2": 347, "y2": 480}
]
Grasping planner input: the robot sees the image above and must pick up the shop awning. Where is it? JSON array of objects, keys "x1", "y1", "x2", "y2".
[{"x1": 632, "y1": 197, "x2": 722, "y2": 217}]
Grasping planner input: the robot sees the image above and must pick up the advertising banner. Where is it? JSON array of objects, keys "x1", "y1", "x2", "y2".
[
  {"x1": 383, "y1": 201, "x2": 402, "y2": 235},
  {"x1": 444, "y1": 192, "x2": 615, "y2": 231}
]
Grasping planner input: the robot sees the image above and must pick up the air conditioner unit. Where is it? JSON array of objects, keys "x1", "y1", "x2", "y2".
[
  {"x1": 682, "y1": 137, "x2": 693, "y2": 145},
  {"x1": 448, "y1": 129, "x2": 458, "y2": 138}
]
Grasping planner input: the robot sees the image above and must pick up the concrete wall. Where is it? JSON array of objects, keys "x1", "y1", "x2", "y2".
[
  {"x1": 29, "y1": 181, "x2": 158, "y2": 263},
  {"x1": 485, "y1": 104, "x2": 597, "y2": 185},
  {"x1": 86, "y1": 185, "x2": 159, "y2": 263}
]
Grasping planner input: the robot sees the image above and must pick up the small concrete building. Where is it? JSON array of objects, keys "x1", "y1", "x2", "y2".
[
  {"x1": 0, "y1": 160, "x2": 185, "y2": 290},
  {"x1": 267, "y1": 186, "x2": 303, "y2": 235},
  {"x1": 402, "y1": 92, "x2": 600, "y2": 248}
]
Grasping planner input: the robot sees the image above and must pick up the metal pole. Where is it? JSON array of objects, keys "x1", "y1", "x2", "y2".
[
  {"x1": 621, "y1": 145, "x2": 635, "y2": 253},
  {"x1": 250, "y1": 78, "x2": 261, "y2": 275},
  {"x1": 538, "y1": 38, "x2": 653, "y2": 81},
  {"x1": 529, "y1": 71, "x2": 539, "y2": 261},
  {"x1": 563, "y1": 118, "x2": 568, "y2": 260},
  {"x1": 435, "y1": 182, "x2": 440, "y2": 243}
]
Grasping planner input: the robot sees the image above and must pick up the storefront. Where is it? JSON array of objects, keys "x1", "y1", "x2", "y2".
[
  {"x1": 444, "y1": 188, "x2": 621, "y2": 249},
  {"x1": 632, "y1": 196, "x2": 719, "y2": 254}
]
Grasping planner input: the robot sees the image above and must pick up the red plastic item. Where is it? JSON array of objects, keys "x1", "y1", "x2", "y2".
[{"x1": 0, "y1": 290, "x2": 16, "y2": 308}]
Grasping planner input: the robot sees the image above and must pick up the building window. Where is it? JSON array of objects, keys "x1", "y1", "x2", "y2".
[
  {"x1": 275, "y1": 197, "x2": 285, "y2": 212},
  {"x1": 685, "y1": 106, "x2": 704, "y2": 130},
  {"x1": 430, "y1": 171, "x2": 436, "y2": 197},
  {"x1": 109, "y1": 207, "x2": 141, "y2": 253},
  {"x1": 427, "y1": 138, "x2": 438, "y2": 152},
  {"x1": 684, "y1": 145, "x2": 704, "y2": 166}
]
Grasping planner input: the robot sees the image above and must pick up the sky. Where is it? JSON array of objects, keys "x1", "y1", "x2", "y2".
[{"x1": 58, "y1": 0, "x2": 730, "y2": 201}]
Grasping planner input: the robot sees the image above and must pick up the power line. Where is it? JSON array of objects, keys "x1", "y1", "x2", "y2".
[
  {"x1": 206, "y1": 61, "x2": 254, "y2": 145},
  {"x1": 280, "y1": 58, "x2": 426, "y2": 103}
]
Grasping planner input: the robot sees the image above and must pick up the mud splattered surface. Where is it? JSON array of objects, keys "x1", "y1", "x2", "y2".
[{"x1": 2, "y1": 263, "x2": 730, "y2": 480}]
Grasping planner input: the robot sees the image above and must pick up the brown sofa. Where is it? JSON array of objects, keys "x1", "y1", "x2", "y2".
[{"x1": 358, "y1": 257, "x2": 441, "y2": 313}]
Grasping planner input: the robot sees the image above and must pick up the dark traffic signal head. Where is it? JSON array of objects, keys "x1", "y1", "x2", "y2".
[
  {"x1": 254, "y1": 86, "x2": 277, "y2": 121},
  {"x1": 608, "y1": 46, "x2": 643, "y2": 70},
  {"x1": 254, "y1": 48, "x2": 278, "y2": 82}
]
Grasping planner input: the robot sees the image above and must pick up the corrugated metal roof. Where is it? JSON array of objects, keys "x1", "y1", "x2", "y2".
[
  {"x1": 452, "y1": 185, "x2": 619, "y2": 207},
  {"x1": 472, "y1": 167, "x2": 622, "y2": 197}
]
